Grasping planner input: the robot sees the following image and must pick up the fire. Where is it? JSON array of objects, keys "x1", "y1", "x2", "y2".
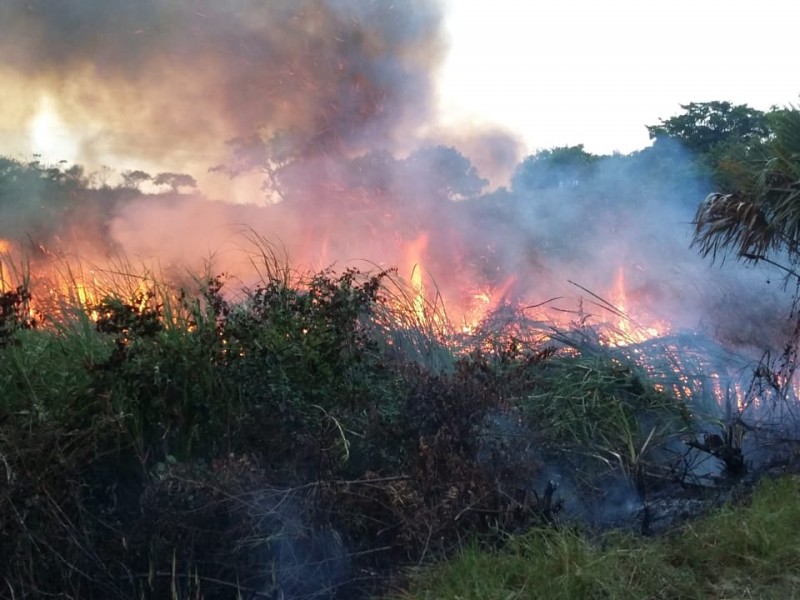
[
  {"x1": 5, "y1": 227, "x2": 673, "y2": 358},
  {"x1": 3, "y1": 231, "x2": 795, "y2": 420},
  {"x1": 390, "y1": 231, "x2": 669, "y2": 350},
  {"x1": 0, "y1": 240, "x2": 151, "y2": 325},
  {"x1": 605, "y1": 266, "x2": 669, "y2": 347},
  {"x1": 403, "y1": 232, "x2": 430, "y2": 324},
  {"x1": 460, "y1": 275, "x2": 518, "y2": 334},
  {"x1": 0, "y1": 239, "x2": 26, "y2": 294}
]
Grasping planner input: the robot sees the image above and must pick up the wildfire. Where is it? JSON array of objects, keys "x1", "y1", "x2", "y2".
[
  {"x1": 0, "y1": 239, "x2": 24, "y2": 294},
  {"x1": 460, "y1": 275, "x2": 518, "y2": 334},
  {"x1": 604, "y1": 266, "x2": 669, "y2": 347},
  {"x1": 3, "y1": 231, "x2": 796, "y2": 420},
  {"x1": 0, "y1": 239, "x2": 159, "y2": 325},
  {"x1": 403, "y1": 232, "x2": 430, "y2": 324}
]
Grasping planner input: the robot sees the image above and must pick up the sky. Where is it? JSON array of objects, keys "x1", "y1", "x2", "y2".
[{"x1": 439, "y1": 0, "x2": 800, "y2": 155}]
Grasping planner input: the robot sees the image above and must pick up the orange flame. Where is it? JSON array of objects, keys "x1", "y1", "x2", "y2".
[
  {"x1": 605, "y1": 266, "x2": 669, "y2": 347},
  {"x1": 404, "y1": 232, "x2": 429, "y2": 323},
  {"x1": 460, "y1": 275, "x2": 518, "y2": 334}
]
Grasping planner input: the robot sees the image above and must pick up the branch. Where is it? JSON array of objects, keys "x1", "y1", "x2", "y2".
[{"x1": 739, "y1": 253, "x2": 800, "y2": 280}]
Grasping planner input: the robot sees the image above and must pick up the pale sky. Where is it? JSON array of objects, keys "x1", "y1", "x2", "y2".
[{"x1": 438, "y1": 0, "x2": 800, "y2": 155}]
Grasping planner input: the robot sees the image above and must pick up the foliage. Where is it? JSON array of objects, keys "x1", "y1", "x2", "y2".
[
  {"x1": 215, "y1": 139, "x2": 488, "y2": 202},
  {"x1": 690, "y1": 106, "x2": 800, "y2": 415},
  {"x1": 0, "y1": 255, "x2": 704, "y2": 598},
  {"x1": 511, "y1": 145, "x2": 600, "y2": 191},
  {"x1": 2, "y1": 95, "x2": 786, "y2": 596},
  {"x1": 402, "y1": 145, "x2": 488, "y2": 200},
  {"x1": 0, "y1": 285, "x2": 37, "y2": 345},
  {"x1": 693, "y1": 107, "x2": 800, "y2": 264},
  {"x1": 153, "y1": 171, "x2": 198, "y2": 192},
  {"x1": 647, "y1": 101, "x2": 772, "y2": 189},
  {"x1": 396, "y1": 475, "x2": 800, "y2": 600},
  {"x1": 647, "y1": 101, "x2": 770, "y2": 157},
  {"x1": 120, "y1": 169, "x2": 152, "y2": 190},
  {"x1": 0, "y1": 155, "x2": 203, "y2": 254},
  {"x1": 518, "y1": 348, "x2": 689, "y2": 488}
]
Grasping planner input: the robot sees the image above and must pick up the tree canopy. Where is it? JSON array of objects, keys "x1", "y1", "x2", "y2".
[
  {"x1": 153, "y1": 172, "x2": 198, "y2": 193},
  {"x1": 647, "y1": 101, "x2": 770, "y2": 156},
  {"x1": 511, "y1": 145, "x2": 600, "y2": 191}
]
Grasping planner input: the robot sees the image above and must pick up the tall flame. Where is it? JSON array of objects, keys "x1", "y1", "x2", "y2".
[
  {"x1": 404, "y1": 232, "x2": 429, "y2": 323},
  {"x1": 606, "y1": 266, "x2": 668, "y2": 347}
]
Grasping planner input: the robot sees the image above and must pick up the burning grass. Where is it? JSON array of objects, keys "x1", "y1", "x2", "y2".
[{"x1": 1, "y1": 250, "x2": 798, "y2": 598}]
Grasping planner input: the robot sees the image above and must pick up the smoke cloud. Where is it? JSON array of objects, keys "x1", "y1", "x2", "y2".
[
  {"x1": 0, "y1": 0, "x2": 446, "y2": 175},
  {"x1": 0, "y1": 1, "x2": 792, "y2": 362}
]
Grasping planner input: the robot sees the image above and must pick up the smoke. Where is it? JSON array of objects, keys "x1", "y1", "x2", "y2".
[
  {"x1": 0, "y1": 1, "x2": 793, "y2": 359},
  {"x1": 0, "y1": 0, "x2": 446, "y2": 176}
]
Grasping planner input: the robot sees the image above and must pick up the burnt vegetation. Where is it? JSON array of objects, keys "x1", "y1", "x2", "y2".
[{"x1": 3, "y1": 102, "x2": 800, "y2": 599}]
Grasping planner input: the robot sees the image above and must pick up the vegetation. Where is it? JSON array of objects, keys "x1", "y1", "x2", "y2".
[
  {"x1": 0, "y1": 255, "x2": 700, "y2": 599},
  {"x1": 693, "y1": 107, "x2": 800, "y2": 264},
  {"x1": 396, "y1": 475, "x2": 800, "y2": 600},
  {"x1": 692, "y1": 105, "x2": 800, "y2": 405}
]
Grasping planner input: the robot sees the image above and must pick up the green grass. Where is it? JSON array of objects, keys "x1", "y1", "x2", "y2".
[{"x1": 394, "y1": 475, "x2": 800, "y2": 600}]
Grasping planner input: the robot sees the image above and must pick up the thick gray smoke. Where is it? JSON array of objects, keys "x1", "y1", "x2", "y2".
[{"x1": 0, "y1": 0, "x2": 446, "y2": 170}]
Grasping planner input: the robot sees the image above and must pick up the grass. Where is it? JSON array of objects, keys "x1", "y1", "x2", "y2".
[
  {"x1": 395, "y1": 474, "x2": 800, "y2": 600},
  {"x1": 0, "y1": 249, "x2": 784, "y2": 599}
]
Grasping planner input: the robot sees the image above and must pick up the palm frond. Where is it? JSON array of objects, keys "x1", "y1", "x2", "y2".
[
  {"x1": 693, "y1": 107, "x2": 800, "y2": 263},
  {"x1": 692, "y1": 192, "x2": 773, "y2": 260}
]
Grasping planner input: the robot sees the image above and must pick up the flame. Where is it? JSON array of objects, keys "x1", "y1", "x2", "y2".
[
  {"x1": 460, "y1": 275, "x2": 518, "y2": 334},
  {"x1": 404, "y1": 232, "x2": 429, "y2": 324},
  {"x1": 605, "y1": 266, "x2": 669, "y2": 347},
  {"x1": 4, "y1": 231, "x2": 796, "y2": 420}
]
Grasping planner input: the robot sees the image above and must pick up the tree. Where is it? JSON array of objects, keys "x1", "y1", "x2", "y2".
[
  {"x1": 693, "y1": 107, "x2": 800, "y2": 264},
  {"x1": 120, "y1": 170, "x2": 152, "y2": 190},
  {"x1": 511, "y1": 145, "x2": 600, "y2": 191},
  {"x1": 213, "y1": 129, "x2": 309, "y2": 201},
  {"x1": 647, "y1": 102, "x2": 772, "y2": 189},
  {"x1": 692, "y1": 107, "x2": 800, "y2": 389},
  {"x1": 647, "y1": 101, "x2": 770, "y2": 156},
  {"x1": 153, "y1": 172, "x2": 198, "y2": 193},
  {"x1": 402, "y1": 146, "x2": 488, "y2": 200}
]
